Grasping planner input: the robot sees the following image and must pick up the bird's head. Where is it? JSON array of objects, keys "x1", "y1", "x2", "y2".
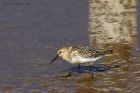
[{"x1": 49, "y1": 47, "x2": 70, "y2": 64}]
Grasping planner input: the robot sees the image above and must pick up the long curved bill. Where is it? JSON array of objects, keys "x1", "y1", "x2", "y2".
[{"x1": 49, "y1": 55, "x2": 59, "y2": 64}]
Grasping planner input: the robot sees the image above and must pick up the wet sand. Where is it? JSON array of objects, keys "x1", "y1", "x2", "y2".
[{"x1": 0, "y1": 0, "x2": 140, "y2": 93}]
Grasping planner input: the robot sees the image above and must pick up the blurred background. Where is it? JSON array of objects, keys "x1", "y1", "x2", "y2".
[{"x1": 0, "y1": 0, "x2": 139, "y2": 93}]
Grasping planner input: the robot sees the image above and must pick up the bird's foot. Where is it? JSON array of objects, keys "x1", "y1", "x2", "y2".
[{"x1": 62, "y1": 72, "x2": 72, "y2": 77}]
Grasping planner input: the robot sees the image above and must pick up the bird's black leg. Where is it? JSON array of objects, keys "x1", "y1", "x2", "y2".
[
  {"x1": 77, "y1": 63, "x2": 80, "y2": 71},
  {"x1": 88, "y1": 66, "x2": 92, "y2": 72},
  {"x1": 87, "y1": 65, "x2": 94, "y2": 78}
]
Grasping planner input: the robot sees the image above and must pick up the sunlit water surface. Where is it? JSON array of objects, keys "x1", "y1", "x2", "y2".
[{"x1": 0, "y1": 0, "x2": 140, "y2": 93}]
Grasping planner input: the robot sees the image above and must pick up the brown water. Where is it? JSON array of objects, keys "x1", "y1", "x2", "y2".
[{"x1": 0, "y1": 0, "x2": 140, "y2": 93}]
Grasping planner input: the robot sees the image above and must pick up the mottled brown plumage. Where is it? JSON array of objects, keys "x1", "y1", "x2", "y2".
[{"x1": 50, "y1": 45, "x2": 113, "y2": 64}]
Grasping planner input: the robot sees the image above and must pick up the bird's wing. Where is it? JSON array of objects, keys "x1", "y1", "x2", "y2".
[{"x1": 71, "y1": 46, "x2": 99, "y2": 58}]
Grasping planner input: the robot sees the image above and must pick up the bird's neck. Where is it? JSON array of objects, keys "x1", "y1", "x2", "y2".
[{"x1": 62, "y1": 48, "x2": 72, "y2": 62}]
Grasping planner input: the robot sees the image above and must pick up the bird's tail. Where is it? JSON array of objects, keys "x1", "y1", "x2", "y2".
[
  {"x1": 95, "y1": 49, "x2": 113, "y2": 57},
  {"x1": 101, "y1": 49, "x2": 113, "y2": 55}
]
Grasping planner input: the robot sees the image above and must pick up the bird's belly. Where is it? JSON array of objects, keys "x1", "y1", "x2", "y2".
[{"x1": 70, "y1": 56, "x2": 102, "y2": 64}]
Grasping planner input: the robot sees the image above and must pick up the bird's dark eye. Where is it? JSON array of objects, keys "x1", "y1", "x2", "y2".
[{"x1": 58, "y1": 51, "x2": 62, "y2": 54}]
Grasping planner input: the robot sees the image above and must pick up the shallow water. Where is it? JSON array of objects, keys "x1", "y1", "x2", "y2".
[{"x1": 0, "y1": 0, "x2": 140, "y2": 93}]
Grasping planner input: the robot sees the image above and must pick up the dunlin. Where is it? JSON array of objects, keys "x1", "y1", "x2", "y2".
[{"x1": 50, "y1": 45, "x2": 113, "y2": 71}]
